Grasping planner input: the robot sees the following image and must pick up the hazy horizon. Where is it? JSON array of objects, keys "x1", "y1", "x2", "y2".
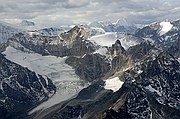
[{"x1": 0, "y1": 0, "x2": 180, "y2": 27}]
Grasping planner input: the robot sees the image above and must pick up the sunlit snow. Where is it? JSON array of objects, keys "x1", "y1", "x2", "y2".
[
  {"x1": 145, "y1": 85, "x2": 162, "y2": 96},
  {"x1": 89, "y1": 32, "x2": 117, "y2": 47},
  {"x1": 159, "y1": 22, "x2": 173, "y2": 36},
  {"x1": 104, "y1": 77, "x2": 124, "y2": 92},
  {"x1": 89, "y1": 32, "x2": 139, "y2": 50}
]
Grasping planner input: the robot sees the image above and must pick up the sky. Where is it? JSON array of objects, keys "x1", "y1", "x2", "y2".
[{"x1": 0, "y1": 0, "x2": 180, "y2": 27}]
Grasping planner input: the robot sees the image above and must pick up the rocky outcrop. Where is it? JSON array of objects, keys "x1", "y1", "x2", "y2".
[
  {"x1": 101, "y1": 51, "x2": 180, "y2": 119},
  {"x1": 168, "y1": 38, "x2": 180, "y2": 58},
  {"x1": 20, "y1": 20, "x2": 35, "y2": 26},
  {"x1": 66, "y1": 39, "x2": 129, "y2": 81},
  {"x1": 8, "y1": 25, "x2": 96, "y2": 57},
  {"x1": 127, "y1": 41, "x2": 157, "y2": 62},
  {"x1": 135, "y1": 19, "x2": 180, "y2": 47},
  {"x1": 76, "y1": 54, "x2": 111, "y2": 81},
  {"x1": 0, "y1": 54, "x2": 56, "y2": 119}
]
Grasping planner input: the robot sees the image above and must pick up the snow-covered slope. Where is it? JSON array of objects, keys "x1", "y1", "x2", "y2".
[
  {"x1": 87, "y1": 20, "x2": 137, "y2": 33},
  {"x1": 159, "y1": 21, "x2": 173, "y2": 36},
  {"x1": 0, "y1": 22, "x2": 22, "y2": 43},
  {"x1": 135, "y1": 19, "x2": 179, "y2": 46},
  {"x1": 3, "y1": 46, "x2": 88, "y2": 112},
  {"x1": 89, "y1": 32, "x2": 117, "y2": 47},
  {"x1": 89, "y1": 32, "x2": 141, "y2": 50}
]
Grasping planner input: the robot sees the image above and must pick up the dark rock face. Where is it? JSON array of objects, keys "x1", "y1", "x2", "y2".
[
  {"x1": 8, "y1": 25, "x2": 96, "y2": 57},
  {"x1": 76, "y1": 54, "x2": 111, "y2": 81},
  {"x1": 135, "y1": 23, "x2": 160, "y2": 38},
  {"x1": 20, "y1": 20, "x2": 35, "y2": 26},
  {"x1": 50, "y1": 105, "x2": 83, "y2": 119},
  {"x1": 135, "y1": 19, "x2": 180, "y2": 47},
  {"x1": 0, "y1": 54, "x2": 56, "y2": 119},
  {"x1": 168, "y1": 38, "x2": 180, "y2": 58},
  {"x1": 32, "y1": 80, "x2": 117, "y2": 119},
  {"x1": 0, "y1": 43, "x2": 8, "y2": 53},
  {"x1": 127, "y1": 41, "x2": 157, "y2": 62},
  {"x1": 110, "y1": 40, "x2": 125, "y2": 56},
  {"x1": 111, "y1": 40, "x2": 128, "y2": 66},
  {"x1": 102, "y1": 52, "x2": 180, "y2": 119}
]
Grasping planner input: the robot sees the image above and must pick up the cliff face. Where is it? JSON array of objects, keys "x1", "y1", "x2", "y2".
[
  {"x1": 76, "y1": 54, "x2": 111, "y2": 81},
  {"x1": 101, "y1": 52, "x2": 180, "y2": 119}
]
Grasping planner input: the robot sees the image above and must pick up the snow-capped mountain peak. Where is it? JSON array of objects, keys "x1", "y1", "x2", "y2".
[{"x1": 113, "y1": 18, "x2": 129, "y2": 26}]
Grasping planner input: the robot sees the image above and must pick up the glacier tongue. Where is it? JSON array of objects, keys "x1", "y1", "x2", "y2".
[
  {"x1": 3, "y1": 46, "x2": 88, "y2": 113},
  {"x1": 3, "y1": 46, "x2": 79, "y2": 81}
]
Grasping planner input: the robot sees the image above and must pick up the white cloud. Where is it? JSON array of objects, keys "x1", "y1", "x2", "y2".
[{"x1": 0, "y1": 0, "x2": 179, "y2": 27}]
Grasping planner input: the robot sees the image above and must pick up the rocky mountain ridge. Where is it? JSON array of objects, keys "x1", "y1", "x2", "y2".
[{"x1": 0, "y1": 19, "x2": 179, "y2": 119}]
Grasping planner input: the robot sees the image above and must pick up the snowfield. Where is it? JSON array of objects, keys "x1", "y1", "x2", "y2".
[
  {"x1": 104, "y1": 77, "x2": 124, "y2": 92},
  {"x1": 3, "y1": 46, "x2": 88, "y2": 113},
  {"x1": 89, "y1": 32, "x2": 117, "y2": 47},
  {"x1": 159, "y1": 21, "x2": 173, "y2": 36},
  {"x1": 89, "y1": 32, "x2": 140, "y2": 50}
]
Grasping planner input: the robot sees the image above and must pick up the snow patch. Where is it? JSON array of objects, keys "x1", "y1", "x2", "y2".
[
  {"x1": 159, "y1": 22, "x2": 173, "y2": 36},
  {"x1": 145, "y1": 85, "x2": 162, "y2": 96},
  {"x1": 178, "y1": 58, "x2": 180, "y2": 63},
  {"x1": 137, "y1": 69, "x2": 143, "y2": 74},
  {"x1": 104, "y1": 77, "x2": 124, "y2": 92},
  {"x1": 94, "y1": 47, "x2": 108, "y2": 56}
]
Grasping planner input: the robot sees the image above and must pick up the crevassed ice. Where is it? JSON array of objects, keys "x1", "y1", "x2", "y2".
[{"x1": 3, "y1": 46, "x2": 88, "y2": 113}]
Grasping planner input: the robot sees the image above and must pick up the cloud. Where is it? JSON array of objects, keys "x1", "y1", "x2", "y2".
[
  {"x1": 0, "y1": 0, "x2": 179, "y2": 27},
  {"x1": 63, "y1": 0, "x2": 90, "y2": 8}
]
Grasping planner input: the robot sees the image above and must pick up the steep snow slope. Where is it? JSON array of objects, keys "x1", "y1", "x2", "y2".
[
  {"x1": 89, "y1": 32, "x2": 117, "y2": 47},
  {"x1": 159, "y1": 21, "x2": 173, "y2": 36},
  {"x1": 3, "y1": 46, "x2": 88, "y2": 113}
]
